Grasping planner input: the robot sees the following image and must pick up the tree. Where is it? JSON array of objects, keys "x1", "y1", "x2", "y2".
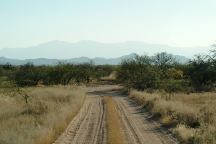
[
  {"x1": 117, "y1": 55, "x2": 159, "y2": 90},
  {"x1": 186, "y1": 55, "x2": 216, "y2": 91},
  {"x1": 15, "y1": 63, "x2": 41, "y2": 86},
  {"x1": 153, "y1": 52, "x2": 175, "y2": 73},
  {"x1": 209, "y1": 44, "x2": 216, "y2": 67}
]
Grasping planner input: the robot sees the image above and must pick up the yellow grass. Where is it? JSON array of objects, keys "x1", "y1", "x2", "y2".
[
  {"x1": 173, "y1": 124, "x2": 195, "y2": 143},
  {"x1": 100, "y1": 71, "x2": 117, "y2": 81},
  {"x1": 129, "y1": 90, "x2": 216, "y2": 143},
  {"x1": 0, "y1": 86, "x2": 86, "y2": 144},
  {"x1": 104, "y1": 96, "x2": 125, "y2": 144}
]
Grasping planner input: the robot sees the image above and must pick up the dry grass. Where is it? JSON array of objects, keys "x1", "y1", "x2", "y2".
[
  {"x1": 129, "y1": 90, "x2": 216, "y2": 143},
  {"x1": 104, "y1": 96, "x2": 125, "y2": 144},
  {"x1": 173, "y1": 124, "x2": 196, "y2": 143},
  {"x1": 0, "y1": 86, "x2": 86, "y2": 144},
  {"x1": 100, "y1": 71, "x2": 117, "y2": 81}
]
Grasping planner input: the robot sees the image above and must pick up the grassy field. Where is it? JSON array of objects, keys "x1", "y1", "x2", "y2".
[
  {"x1": 129, "y1": 90, "x2": 216, "y2": 144},
  {"x1": 0, "y1": 86, "x2": 86, "y2": 144}
]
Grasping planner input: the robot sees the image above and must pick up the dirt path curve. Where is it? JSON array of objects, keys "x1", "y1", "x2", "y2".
[{"x1": 54, "y1": 85, "x2": 178, "y2": 144}]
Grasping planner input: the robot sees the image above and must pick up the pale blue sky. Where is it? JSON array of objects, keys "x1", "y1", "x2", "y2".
[{"x1": 0, "y1": 0, "x2": 216, "y2": 48}]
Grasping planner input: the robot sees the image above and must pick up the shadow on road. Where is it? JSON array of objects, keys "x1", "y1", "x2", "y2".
[{"x1": 87, "y1": 86, "x2": 126, "y2": 97}]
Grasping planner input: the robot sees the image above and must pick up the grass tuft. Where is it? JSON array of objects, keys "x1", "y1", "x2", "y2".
[{"x1": 129, "y1": 90, "x2": 216, "y2": 143}]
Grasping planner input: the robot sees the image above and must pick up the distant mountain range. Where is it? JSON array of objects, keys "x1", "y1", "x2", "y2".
[
  {"x1": 1, "y1": 40, "x2": 209, "y2": 65},
  {"x1": 0, "y1": 40, "x2": 210, "y2": 59},
  {"x1": 0, "y1": 53, "x2": 189, "y2": 65}
]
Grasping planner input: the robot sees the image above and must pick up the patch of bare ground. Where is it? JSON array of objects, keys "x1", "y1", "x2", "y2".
[
  {"x1": 114, "y1": 96, "x2": 177, "y2": 144},
  {"x1": 54, "y1": 95, "x2": 106, "y2": 144},
  {"x1": 54, "y1": 85, "x2": 178, "y2": 144}
]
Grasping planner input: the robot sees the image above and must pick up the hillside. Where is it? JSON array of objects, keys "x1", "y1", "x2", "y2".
[{"x1": 0, "y1": 53, "x2": 189, "y2": 65}]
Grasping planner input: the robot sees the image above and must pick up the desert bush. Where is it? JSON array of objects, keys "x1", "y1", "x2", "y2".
[
  {"x1": 117, "y1": 55, "x2": 159, "y2": 90},
  {"x1": 160, "y1": 79, "x2": 186, "y2": 96},
  {"x1": 185, "y1": 55, "x2": 216, "y2": 91}
]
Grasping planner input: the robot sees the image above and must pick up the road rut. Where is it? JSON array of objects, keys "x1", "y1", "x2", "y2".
[
  {"x1": 114, "y1": 96, "x2": 177, "y2": 144},
  {"x1": 54, "y1": 85, "x2": 178, "y2": 144},
  {"x1": 54, "y1": 96, "x2": 106, "y2": 144}
]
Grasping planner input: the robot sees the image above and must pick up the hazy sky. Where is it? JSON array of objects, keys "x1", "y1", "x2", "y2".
[{"x1": 0, "y1": 0, "x2": 215, "y2": 48}]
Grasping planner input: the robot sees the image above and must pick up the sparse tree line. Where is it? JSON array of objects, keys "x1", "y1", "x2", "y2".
[
  {"x1": 0, "y1": 63, "x2": 115, "y2": 87},
  {"x1": 0, "y1": 63, "x2": 115, "y2": 103},
  {"x1": 117, "y1": 46, "x2": 216, "y2": 93},
  {"x1": 1, "y1": 45, "x2": 216, "y2": 93}
]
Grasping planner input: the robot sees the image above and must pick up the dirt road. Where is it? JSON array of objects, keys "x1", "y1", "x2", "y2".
[{"x1": 54, "y1": 85, "x2": 178, "y2": 144}]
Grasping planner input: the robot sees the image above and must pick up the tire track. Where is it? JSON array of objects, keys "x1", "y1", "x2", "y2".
[
  {"x1": 53, "y1": 96, "x2": 106, "y2": 144},
  {"x1": 114, "y1": 96, "x2": 178, "y2": 144},
  {"x1": 115, "y1": 98, "x2": 143, "y2": 144},
  {"x1": 54, "y1": 85, "x2": 178, "y2": 144}
]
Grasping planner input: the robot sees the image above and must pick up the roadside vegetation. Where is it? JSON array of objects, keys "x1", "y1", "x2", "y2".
[
  {"x1": 0, "y1": 86, "x2": 86, "y2": 144},
  {"x1": 0, "y1": 63, "x2": 115, "y2": 144},
  {"x1": 117, "y1": 45, "x2": 216, "y2": 143},
  {"x1": 117, "y1": 51, "x2": 216, "y2": 93},
  {"x1": 129, "y1": 90, "x2": 216, "y2": 143}
]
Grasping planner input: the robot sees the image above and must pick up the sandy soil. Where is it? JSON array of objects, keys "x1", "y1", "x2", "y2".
[
  {"x1": 114, "y1": 96, "x2": 178, "y2": 144},
  {"x1": 54, "y1": 85, "x2": 178, "y2": 144},
  {"x1": 54, "y1": 95, "x2": 106, "y2": 144}
]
